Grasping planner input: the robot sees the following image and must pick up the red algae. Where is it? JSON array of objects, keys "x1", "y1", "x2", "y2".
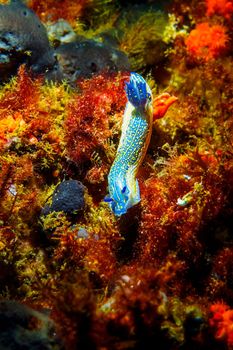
[
  {"x1": 0, "y1": 66, "x2": 41, "y2": 116},
  {"x1": 28, "y1": 0, "x2": 87, "y2": 23},
  {"x1": 52, "y1": 224, "x2": 119, "y2": 282},
  {"x1": 138, "y1": 147, "x2": 228, "y2": 265},
  {"x1": 65, "y1": 72, "x2": 129, "y2": 180}
]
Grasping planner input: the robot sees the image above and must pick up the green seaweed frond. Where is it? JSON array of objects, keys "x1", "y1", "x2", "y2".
[
  {"x1": 119, "y1": 10, "x2": 168, "y2": 71},
  {"x1": 84, "y1": 0, "x2": 118, "y2": 28},
  {"x1": 74, "y1": 16, "x2": 118, "y2": 40},
  {"x1": 0, "y1": 76, "x2": 17, "y2": 99},
  {"x1": 84, "y1": 192, "x2": 119, "y2": 239},
  {"x1": 73, "y1": 0, "x2": 118, "y2": 39},
  {"x1": 40, "y1": 211, "x2": 70, "y2": 233},
  {"x1": 163, "y1": 13, "x2": 189, "y2": 45}
]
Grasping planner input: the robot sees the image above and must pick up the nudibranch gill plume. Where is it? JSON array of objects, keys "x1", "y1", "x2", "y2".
[{"x1": 105, "y1": 72, "x2": 153, "y2": 216}]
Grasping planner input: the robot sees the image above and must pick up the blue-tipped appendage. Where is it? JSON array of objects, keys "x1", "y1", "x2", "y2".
[{"x1": 125, "y1": 72, "x2": 151, "y2": 108}]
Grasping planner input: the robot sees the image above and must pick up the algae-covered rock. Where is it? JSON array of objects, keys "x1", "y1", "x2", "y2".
[
  {"x1": 0, "y1": 0, "x2": 60, "y2": 82},
  {"x1": 55, "y1": 39, "x2": 130, "y2": 84},
  {"x1": 0, "y1": 300, "x2": 63, "y2": 349},
  {"x1": 41, "y1": 180, "x2": 85, "y2": 217}
]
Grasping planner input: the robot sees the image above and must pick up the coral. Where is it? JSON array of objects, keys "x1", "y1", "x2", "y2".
[
  {"x1": 206, "y1": 0, "x2": 233, "y2": 19},
  {"x1": 185, "y1": 23, "x2": 229, "y2": 62},
  {"x1": 209, "y1": 303, "x2": 233, "y2": 347}
]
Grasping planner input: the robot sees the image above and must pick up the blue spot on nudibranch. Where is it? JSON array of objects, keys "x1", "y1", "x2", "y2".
[
  {"x1": 105, "y1": 72, "x2": 153, "y2": 217},
  {"x1": 121, "y1": 186, "x2": 127, "y2": 194},
  {"x1": 103, "y1": 195, "x2": 113, "y2": 203}
]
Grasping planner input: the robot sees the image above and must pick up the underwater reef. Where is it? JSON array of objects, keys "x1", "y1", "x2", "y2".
[{"x1": 0, "y1": 0, "x2": 233, "y2": 349}]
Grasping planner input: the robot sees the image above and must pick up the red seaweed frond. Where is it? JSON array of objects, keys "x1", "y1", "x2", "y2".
[
  {"x1": 53, "y1": 226, "x2": 117, "y2": 282},
  {"x1": 138, "y1": 147, "x2": 228, "y2": 264},
  {"x1": 65, "y1": 72, "x2": 129, "y2": 166},
  {"x1": 28, "y1": 0, "x2": 88, "y2": 23},
  {"x1": 0, "y1": 66, "x2": 41, "y2": 117}
]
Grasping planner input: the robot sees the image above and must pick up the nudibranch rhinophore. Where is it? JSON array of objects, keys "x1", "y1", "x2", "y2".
[
  {"x1": 105, "y1": 72, "x2": 153, "y2": 216},
  {"x1": 105, "y1": 72, "x2": 177, "y2": 216}
]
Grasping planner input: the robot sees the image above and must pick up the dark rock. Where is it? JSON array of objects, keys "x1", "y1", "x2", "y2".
[
  {"x1": 0, "y1": 300, "x2": 63, "y2": 349},
  {"x1": 55, "y1": 39, "x2": 130, "y2": 85},
  {"x1": 0, "y1": 0, "x2": 61, "y2": 82},
  {"x1": 41, "y1": 180, "x2": 85, "y2": 217}
]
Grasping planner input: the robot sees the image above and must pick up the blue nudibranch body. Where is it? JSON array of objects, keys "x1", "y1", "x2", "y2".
[{"x1": 105, "y1": 72, "x2": 153, "y2": 216}]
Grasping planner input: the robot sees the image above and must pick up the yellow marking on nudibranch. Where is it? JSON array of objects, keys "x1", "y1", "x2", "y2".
[{"x1": 105, "y1": 72, "x2": 153, "y2": 216}]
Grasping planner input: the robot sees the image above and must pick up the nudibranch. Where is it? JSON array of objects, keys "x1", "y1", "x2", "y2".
[{"x1": 105, "y1": 72, "x2": 177, "y2": 216}]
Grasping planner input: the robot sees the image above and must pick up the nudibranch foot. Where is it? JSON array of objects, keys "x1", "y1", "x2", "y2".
[
  {"x1": 105, "y1": 180, "x2": 140, "y2": 217},
  {"x1": 109, "y1": 200, "x2": 127, "y2": 217}
]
